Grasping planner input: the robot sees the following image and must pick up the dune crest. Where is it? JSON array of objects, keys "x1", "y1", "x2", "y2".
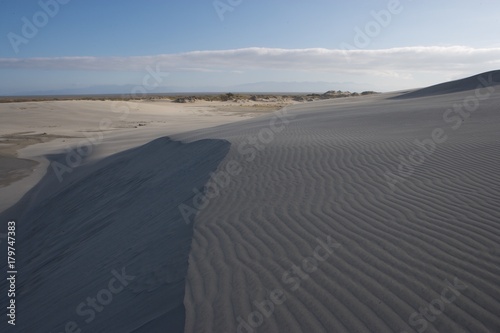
[
  {"x1": 0, "y1": 137, "x2": 230, "y2": 333},
  {"x1": 393, "y1": 70, "x2": 500, "y2": 99}
]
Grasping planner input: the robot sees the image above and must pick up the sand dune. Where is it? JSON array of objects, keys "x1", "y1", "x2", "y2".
[
  {"x1": 0, "y1": 72, "x2": 499, "y2": 333},
  {"x1": 393, "y1": 70, "x2": 500, "y2": 99},
  {"x1": 175, "y1": 73, "x2": 500, "y2": 332},
  {"x1": 1, "y1": 137, "x2": 230, "y2": 332}
]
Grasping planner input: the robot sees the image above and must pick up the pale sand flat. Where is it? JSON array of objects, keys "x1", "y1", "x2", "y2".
[{"x1": 0, "y1": 99, "x2": 282, "y2": 212}]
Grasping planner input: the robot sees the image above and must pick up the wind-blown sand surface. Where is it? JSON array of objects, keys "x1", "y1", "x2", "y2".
[
  {"x1": 174, "y1": 72, "x2": 500, "y2": 333},
  {"x1": 1, "y1": 72, "x2": 499, "y2": 333}
]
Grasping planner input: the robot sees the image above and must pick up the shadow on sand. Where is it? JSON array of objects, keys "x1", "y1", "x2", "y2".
[{"x1": 0, "y1": 136, "x2": 230, "y2": 333}]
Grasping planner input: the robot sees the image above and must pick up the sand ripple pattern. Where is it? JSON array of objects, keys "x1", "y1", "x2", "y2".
[{"x1": 182, "y1": 91, "x2": 500, "y2": 333}]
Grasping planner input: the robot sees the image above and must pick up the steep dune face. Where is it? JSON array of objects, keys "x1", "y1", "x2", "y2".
[
  {"x1": 179, "y1": 84, "x2": 500, "y2": 332},
  {"x1": 393, "y1": 70, "x2": 500, "y2": 99},
  {"x1": 0, "y1": 137, "x2": 230, "y2": 333}
]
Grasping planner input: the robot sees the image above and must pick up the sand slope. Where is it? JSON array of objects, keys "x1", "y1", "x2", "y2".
[
  {"x1": 175, "y1": 75, "x2": 500, "y2": 332},
  {"x1": 393, "y1": 70, "x2": 500, "y2": 99},
  {"x1": 0, "y1": 137, "x2": 230, "y2": 332}
]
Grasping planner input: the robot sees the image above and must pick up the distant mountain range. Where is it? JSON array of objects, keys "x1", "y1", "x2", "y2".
[{"x1": 3, "y1": 81, "x2": 374, "y2": 96}]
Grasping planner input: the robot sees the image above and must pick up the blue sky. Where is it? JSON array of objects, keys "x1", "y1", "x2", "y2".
[{"x1": 1, "y1": 0, "x2": 500, "y2": 95}]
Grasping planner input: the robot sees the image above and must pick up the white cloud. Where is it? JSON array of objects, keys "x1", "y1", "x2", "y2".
[
  {"x1": 0, "y1": 46, "x2": 500, "y2": 94},
  {"x1": 1, "y1": 46, "x2": 499, "y2": 88}
]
